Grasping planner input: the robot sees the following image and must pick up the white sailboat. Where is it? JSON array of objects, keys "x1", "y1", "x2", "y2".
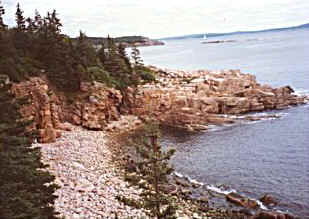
[{"x1": 201, "y1": 34, "x2": 208, "y2": 43}]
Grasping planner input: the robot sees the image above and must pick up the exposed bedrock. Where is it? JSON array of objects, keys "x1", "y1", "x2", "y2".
[
  {"x1": 9, "y1": 67, "x2": 308, "y2": 142},
  {"x1": 130, "y1": 67, "x2": 307, "y2": 130}
]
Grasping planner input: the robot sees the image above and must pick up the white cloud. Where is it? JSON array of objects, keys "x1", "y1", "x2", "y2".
[{"x1": 2, "y1": 0, "x2": 309, "y2": 38}]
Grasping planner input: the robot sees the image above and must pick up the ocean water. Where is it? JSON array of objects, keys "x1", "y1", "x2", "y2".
[{"x1": 140, "y1": 28, "x2": 309, "y2": 217}]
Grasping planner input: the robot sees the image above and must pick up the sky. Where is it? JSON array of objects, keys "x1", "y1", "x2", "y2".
[{"x1": 2, "y1": 0, "x2": 309, "y2": 38}]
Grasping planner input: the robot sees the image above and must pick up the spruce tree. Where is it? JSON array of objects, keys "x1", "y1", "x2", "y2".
[
  {"x1": 97, "y1": 41, "x2": 107, "y2": 64},
  {"x1": 0, "y1": 82, "x2": 59, "y2": 219},
  {"x1": 103, "y1": 36, "x2": 134, "y2": 89},
  {"x1": 131, "y1": 45, "x2": 143, "y2": 67},
  {"x1": 120, "y1": 123, "x2": 177, "y2": 219},
  {"x1": 118, "y1": 43, "x2": 132, "y2": 72},
  {"x1": 0, "y1": 0, "x2": 6, "y2": 31},
  {"x1": 15, "y1": 3, "x2": 26, "y2": 31}
]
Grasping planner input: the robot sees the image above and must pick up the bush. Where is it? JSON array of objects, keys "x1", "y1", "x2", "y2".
[
  {"x1": 138, "y1": 66, "x2": 156, "y2": 83},
  {"x1": 87, "y1": 66, "x2": 114, "y2": 86}
]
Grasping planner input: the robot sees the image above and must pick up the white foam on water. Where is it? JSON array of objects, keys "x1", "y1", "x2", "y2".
[
  {"x1": 174, "y1": 172, "x2": 183, "y2": 178},
  {"x1": 174, "y1": 172, "x2": 269, "y2": 210},
  {"x1": 256, "y1": 200, "x2": 268, "y2": 210},
  {"x1": 186, "y1": 176, "x2": 204, "y2": 186},
  {"x1": 293, "y1": 88, "x2": 309, "y2": 96},
  {"x1": 206, "y1": 184, "x2": 236, "y2": 195}
]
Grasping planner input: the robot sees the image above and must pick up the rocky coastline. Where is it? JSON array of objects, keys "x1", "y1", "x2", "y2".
[
  {"x1": 6, "y1": 66, "x2": 308, "y2": 218},
  {"x1": 130, "y1": 66, "x2": 308, "y2": 132}
]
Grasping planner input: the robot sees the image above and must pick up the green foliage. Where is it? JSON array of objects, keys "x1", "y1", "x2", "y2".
[
  {"x1": 138, "y1": 66, "x2": 157, "y2": 83},
  {"x1": 100, "y1": 37, "x2": 138, "y2": 90},
  {"x1": 86, "y1": 66, "x2": 115, "y2": 87},
  {"x1": 121, "y1": 123, "x2": 177, "y2": 219},
  {"x1": 0, "y1": 83, "x2": 59, "y2": 219},
  {"x1": 0, "y1": 3, "x2": 150, "y2": 93},
  {"x1": 130, "y1": 46, "x2": 156, "y2": 84},
  {"x1": 131, "y1": 46, "x2": 143, "y2": 67}
]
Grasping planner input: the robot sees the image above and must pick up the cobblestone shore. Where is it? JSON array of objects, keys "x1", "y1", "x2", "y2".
[{"x1": 35, "y1": 124, "x2": 146, "y2": 219}]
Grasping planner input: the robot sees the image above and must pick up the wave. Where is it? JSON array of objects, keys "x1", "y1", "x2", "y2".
[
  {"x1": 293, "y1": 88, "x2": 309, "y2": 96},
  {"x1": 206, "y1": 184, "x2": 236, "y2": 195},
  {"x1": 173, "y1": 171, "x2": 268, "y2": 210}
]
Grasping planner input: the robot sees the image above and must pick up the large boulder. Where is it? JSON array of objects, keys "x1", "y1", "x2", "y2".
[
  {"x1": 253, "y1": 211, "x2": 296, "y2": 219},
  {"x1": 226, "y1": 192, "x2": 259, "y2": 209},
  {"x1": 259, "y1": 194, "x2": 278, "y2": 207}
]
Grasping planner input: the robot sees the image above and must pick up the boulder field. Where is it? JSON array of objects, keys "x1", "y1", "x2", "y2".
[{"x1": 9, "y1": 67, "x2": 308, "y2": 143}]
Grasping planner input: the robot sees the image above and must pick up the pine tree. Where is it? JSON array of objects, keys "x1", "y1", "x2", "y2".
[
  {"x1": 0, "y1": 81, "x2": 59, "y2": 219},
  {"x1": 0, "y1": 0, "x2": 7, "y2": 31},
  {"x1": 97, "y1": 41, "x2": 106, "y2": 64},
  {"x1": 103, "y1": 36, "x2": 133, "y2": 89},
  {"x1": 15, "y1": 3, "x2": 26, "y2": 31},
  {"x1": 131, "y1": 45, "x2": 156, "y2": 84},
  {"x1": 131, "y1": 45, "x2": 144, "y2": 69},
  {"x1": 118, "y1": 43, "x2": 132, "y2": 72},
  {"x1": 34, "y1": 9, "x2": 43, "y2": 31},
  {"x1": 120, "y1": 123, "x2": 177, "y2": 219}
]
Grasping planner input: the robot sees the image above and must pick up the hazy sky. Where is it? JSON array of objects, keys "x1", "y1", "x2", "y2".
[{"x1": 2, "y1": 0, "x2": 309, "y2": 38}]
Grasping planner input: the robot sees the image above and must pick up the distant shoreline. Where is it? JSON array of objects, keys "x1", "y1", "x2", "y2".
[
  {"x1": 71, "y1": 35, "x2": 165, "y2": 48},
  {"x1": 160, "y1": 22, "x2": 309, "y2": 41}
]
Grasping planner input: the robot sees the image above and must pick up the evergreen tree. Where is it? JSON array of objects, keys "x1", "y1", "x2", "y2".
[
  {"x1": 25, "y1": 17, "x2": 35, "y2": 32},
  {"x1": 131, "y1": 45, "x2": 156, "y2": 84},
  {"x1": 0, "y1": 81, "x2": 59, "y2": 219},
  {"x1": 0, "y1": 30, "x2": 24, "y2": 82},
  {"x1": 97, "y1": 41, "x2": 106, "y2": 64},
  {"x1": 74, "y1": 31, "x2": 97, "y2": 68},
  {"x1": 120, "y1": 123, "x2": 177, "y2": 219},
  {"x1": 118, "y1": 43, "x2": 132, "y2": 72},
  {"x1": 103, "y1": 36, "x2": 134, "y2": 89},
  {"x1": 0, "y1": 0, "x2": 6, "y2": 31},
  {"x1": 15, "y1": 3, "x2": 26, "y2": 31},
  {"x1": 131, "y1": 45, "x2": 143, "y2": 67},
  {"x1": 33, "y1": 9, "x2": 43, "y2": 31}
]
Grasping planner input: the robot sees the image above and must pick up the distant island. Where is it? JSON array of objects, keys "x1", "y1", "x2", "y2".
[
  {"x1": 161, "y1": 22, "x2": 309, "y2": 41},
  {"x1": 72, "y1": 35, "x2": 164, "y2": 47}
]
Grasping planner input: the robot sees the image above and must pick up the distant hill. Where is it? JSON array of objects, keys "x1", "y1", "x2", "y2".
[
  {"x1": 160, "y1": 23, "x2": 309, "y2": 41},
  {"x1": 72, "y1": 36, "x2": 164, "y2": 47}
]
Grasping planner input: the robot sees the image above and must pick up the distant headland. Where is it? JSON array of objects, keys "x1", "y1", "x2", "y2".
[
  {"x1": 71, "y1": 35, "x2": 164, "y2": 47},
  {"x1": 160, "y1": 22, "x2": 309, "y2": 41}
]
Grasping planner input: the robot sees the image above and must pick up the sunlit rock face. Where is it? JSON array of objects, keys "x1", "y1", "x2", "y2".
[{"x1": 130, "y1": 67, "x2": 307, "y2": 130}]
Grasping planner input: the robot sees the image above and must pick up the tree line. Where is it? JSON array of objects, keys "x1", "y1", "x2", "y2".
[{"x1": 0, "y1": 2, "x2": 155, "y2": 92}]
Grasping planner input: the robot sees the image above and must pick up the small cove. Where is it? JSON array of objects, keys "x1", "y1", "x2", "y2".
[{"x1": 141, "y1": 27, "x2": 309, "y2": 217}]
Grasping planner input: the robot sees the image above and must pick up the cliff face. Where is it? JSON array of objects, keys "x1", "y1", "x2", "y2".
[
  {"x1": 11, "y1": 78, "x2": 123, "y2": 143},
  {"x1": 10, "y1": 67, "x2": 308, "y2": 142}
]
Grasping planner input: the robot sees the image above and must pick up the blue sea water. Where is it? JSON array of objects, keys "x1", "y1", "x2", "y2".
[{"x1": 140, "y1": 28, "x2": 309, "y2": 217}]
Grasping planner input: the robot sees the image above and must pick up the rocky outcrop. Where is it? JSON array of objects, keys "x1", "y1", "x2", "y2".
[
  {"x1": 130, "y1": 67, "x2": 308, "y2": 130},
  {"x1": 8, "y1": 67, "x2": 308, "y2": 142},
  {"x1": 11, "y1": 77, "x2": 66, "y2": 143},
  {"x1": 11, "y1": 79, "x2": 123, "y2": 143},
  {"x1": 69, "y1": 81, "x2": 122, "y2": 130}
]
